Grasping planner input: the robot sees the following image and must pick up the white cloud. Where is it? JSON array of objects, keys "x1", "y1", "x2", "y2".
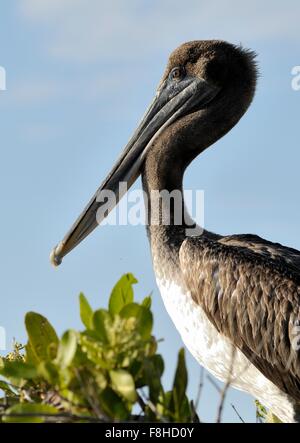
[{"x1": 19, "y1": 0, "x2": 300, "y2": 63}]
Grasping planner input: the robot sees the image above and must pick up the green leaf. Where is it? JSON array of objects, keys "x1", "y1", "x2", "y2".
[
  {"x1": 0, "y1": 380, "x2": 16, "y2": 396},
  {"x1": 266, "y1": 411, "x2": 282, "y2": 423},
  {"x1": 165, "y1": 348, "x2": 191, "y2": 421},
  {"x1": 172, "y1": 348, "x2": 188, "y2": 406},
  {"x1": 152, "y1": 354, "x2": 165, "y2": 377},
  {"x1": 177, "y1": 395, "x2": 192, "y2": 422},
  {"x1": 142, "y1": 295, "x2": 152, "y2": 309},
  {"x1": 0, "y1": 360, "x2": 37, "y2": 380},
  {"x1": 37, "y1": 361, "x2": 59, "y2": 384},
  {"x1": 56, "y1": 330, "x2": 77, "y2": 368},
  {"x1": 25, "y1": 312, "x2": 59, "y2": 362},
  {"x1": 109, "y1": 273, "x2": 137, "y2": 315},
  {"x1": 110, "y1": 369, "x2": 137, "y2": 403},
  {"x1": 120, "y1": 303, "x2": 153, "y2": 339},
  {"x1": 25, "y1": 341, "x2": 39, "y2": 365},
  {"x1": 78, "y1": 334, "x2": 107, "y2": 367},
  {"x1": 2, "y1": 403, "x2": 59, "y2": 423},
  {"x1": 92, "y1": 309, "x2": 111, "y2": 343},
  {"x1": 79, "y1": 293, "x2": 93, "y2": 329},
  {"x1": 163, "y1": 390, "x2": 191, "y2": 422},
  {"x1": 255, "y1": 399, "x2": 268, "y2": 421},
  {"x1": 94, "y1": 370, "x2": 107, "y2": 390},
  {"x1": 99, "y1": 387, "x2": 129, "y2": 421},
  {"x1": 143, "y1": 356, "x2": 164, "y2": 404},
  {"x1": 136, "y1": 354, "x2": 164, "y2": 389}
]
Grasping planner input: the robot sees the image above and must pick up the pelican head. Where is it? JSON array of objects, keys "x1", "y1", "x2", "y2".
[{"x1": 50, "y1": 40, "x2": 257, "y2": 266}]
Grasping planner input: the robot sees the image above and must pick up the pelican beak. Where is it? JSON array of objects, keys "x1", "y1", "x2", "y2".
[{"x1": 50, "y1": 76, "x2": 218, "y2": 266}]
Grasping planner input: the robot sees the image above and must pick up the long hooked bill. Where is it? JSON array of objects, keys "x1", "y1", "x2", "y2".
[{"x1": 50, "y1": 76, "x2": 218, "y2": 266}]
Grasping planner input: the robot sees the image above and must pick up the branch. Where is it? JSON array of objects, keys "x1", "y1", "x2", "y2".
[
  {"x1": 231, "y1": 403, "x2": 245, "y2": 423},
  {"x1": 0, "y1": 412, "x2": 106, "y2": 423},
  {"x1": 195, "y1": 367, "x2": 204, "y2": 410},
  {"x1": 216, "y1": 347, "x2": 236, "y2": 423}
]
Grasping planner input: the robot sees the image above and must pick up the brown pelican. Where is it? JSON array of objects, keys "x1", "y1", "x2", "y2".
[{"x1": 50, "y1": 40, "x2": 300, "y2": 422}]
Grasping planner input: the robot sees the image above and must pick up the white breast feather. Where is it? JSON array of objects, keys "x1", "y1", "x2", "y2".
[{"x1": 156, "y1": 277, "x2": 297, "y2": 422}]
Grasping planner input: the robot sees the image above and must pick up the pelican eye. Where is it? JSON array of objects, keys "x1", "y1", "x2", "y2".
[{"x1": 170, "y1": 66, "x2": 185, "y2": 81}]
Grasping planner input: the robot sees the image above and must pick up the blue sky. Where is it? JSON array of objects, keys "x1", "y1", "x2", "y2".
[{"x1": 0, "y1": 0, "x2": 299, "y2": 422}]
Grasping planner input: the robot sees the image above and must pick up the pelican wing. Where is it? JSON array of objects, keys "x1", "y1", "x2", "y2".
[
  {"x1": 219, "y1": 234, "x2": 300, "y2": 280},
  {"x1": 179, "y1": 234, "x2": 300, "y2": 401}
]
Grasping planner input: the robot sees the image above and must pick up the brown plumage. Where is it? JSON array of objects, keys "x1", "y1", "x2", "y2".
[{"x1": 180, "y1": 235, "x2": 300, "y2": 402}]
